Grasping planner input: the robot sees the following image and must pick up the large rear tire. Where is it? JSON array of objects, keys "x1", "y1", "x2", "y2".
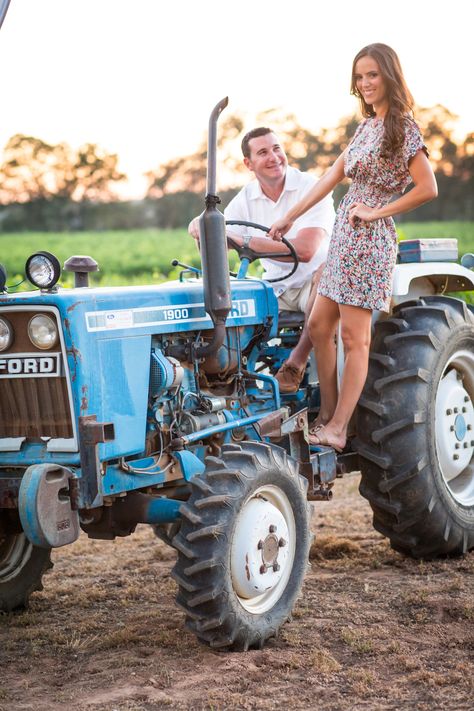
[
  {"x1": 0, "y1": 520, "x2": 52, "y2": 611},
  {"x1": 357, "y1": 296, "x2": 474, "y2": 558},
  {"x1": 171, "y1": 442, "x2": 311, "y2": 651}
]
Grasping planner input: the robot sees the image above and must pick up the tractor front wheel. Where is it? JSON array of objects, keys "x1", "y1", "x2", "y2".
[
  {"x1": 171, "y1": 442, "x2": 311, "y2": 651},
  {"x1": 0, "y1": 519, "x2": 52, "y2": 611}
]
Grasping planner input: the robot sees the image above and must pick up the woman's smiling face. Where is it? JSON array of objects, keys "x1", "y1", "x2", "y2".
[{"x1": 354, "y1": 55, "x2": 388, "y2": 112}]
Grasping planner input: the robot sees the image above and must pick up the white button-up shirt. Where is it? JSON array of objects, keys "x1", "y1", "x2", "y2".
[{"x1": 224, "y1": 166, "x2": 335, "y2": 293}]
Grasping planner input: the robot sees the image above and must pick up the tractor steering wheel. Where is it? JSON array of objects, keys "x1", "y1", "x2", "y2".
[{"x1": 225, "y1": 220, "x2": 299, "y2": 283}]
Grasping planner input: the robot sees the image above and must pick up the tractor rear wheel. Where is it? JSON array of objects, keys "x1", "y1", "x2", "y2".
[
  {"x1": 357, "y1": 296, "x2": 474, "y2": 558},
  {"x1": 171, "y1": 442, "x2": 311, "y2": 651},
  {"x1": 0, "y1": 518, "x2": 52, "y2": 611}
]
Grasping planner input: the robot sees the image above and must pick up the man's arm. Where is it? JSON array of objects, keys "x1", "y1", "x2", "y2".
[
  {"x1": 188, "y1": 184, "x2": 329, "y2": 262},
  {"x1": 269, "y1": 154, "x2": 344, "y2": 238},
  {"x1": 188, "y1": 217, "x2": 200, "y2": 243},
  {"x1": 228, "y1": 227, "x2": 327, "y2": 262}
]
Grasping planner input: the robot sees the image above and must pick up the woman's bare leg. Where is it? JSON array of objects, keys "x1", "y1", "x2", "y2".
[
  {"x1": 282, "y1": 264, "x2": 325, "y2": 369},
  {"x1": 307, "y1": 295, "x2": 340, "y2": 426},
  {"x1": 314, "y1": 304, "x2": 372, "y2": 449}
]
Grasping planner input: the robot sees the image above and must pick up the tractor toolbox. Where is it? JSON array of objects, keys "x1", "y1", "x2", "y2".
[{"x1": 398, "y1": 238, "x2": 458, "y2": 263}]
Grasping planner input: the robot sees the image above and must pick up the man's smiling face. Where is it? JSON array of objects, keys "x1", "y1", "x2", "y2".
[{"x1": 244, "y1": 132, "x2": 288, "y2": 184}]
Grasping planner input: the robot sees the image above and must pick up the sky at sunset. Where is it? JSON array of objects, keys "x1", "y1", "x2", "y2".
[{"x1": 0, "y1": 0, "x2": 472, "y2": 197}]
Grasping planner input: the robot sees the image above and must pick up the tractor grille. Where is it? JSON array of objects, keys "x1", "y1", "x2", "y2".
[
  {"x1": 0, "y1": 377, "x2": 73, "y2": 439},
  {"x1": 0, "y1": 308, "x2": 74, "y2": 441}
]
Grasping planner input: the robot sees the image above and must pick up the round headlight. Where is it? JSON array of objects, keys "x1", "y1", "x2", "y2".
[
  {"x1": 25, "y1": 251, "x2": 61, "y2": 289},
  {"x1": 0, "y1": 317, "x2": 13, "y2": 351},
  {"x1": 28, "y1": 315, "x2": 58, "y2": 350}
]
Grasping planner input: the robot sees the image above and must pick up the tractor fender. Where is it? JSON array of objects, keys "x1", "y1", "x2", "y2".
[{"x1": 391, "y1": 262, "x2": 474, "y2": 304}]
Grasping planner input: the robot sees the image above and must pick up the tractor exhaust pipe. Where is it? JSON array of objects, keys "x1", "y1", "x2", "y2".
[{"x1": 195, "y1": 97, "x2": 232, "y2": 359}]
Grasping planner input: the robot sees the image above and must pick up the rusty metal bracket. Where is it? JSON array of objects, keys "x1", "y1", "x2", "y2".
[
  {"x1": 254, "y1": 407, "x2": 340, "y2": 500},
  {"x1": 78, "y1": 415, "x2": 115, "y2": 508},
  {"x1": 281, "y1": 409, "x2": 308, "y2": 436},
  {"x1": 253, "y1": 407, "x2": 290, "y2": 439},
  {"x1": 307, "y1": 447, "x2": 337, "y2": 500},
  {"x1": 276, "y1": 408, "x2": 339, "y2": 500},
  {"x1": 282, "y1": 409, "x2": 312, "y2": 480}
]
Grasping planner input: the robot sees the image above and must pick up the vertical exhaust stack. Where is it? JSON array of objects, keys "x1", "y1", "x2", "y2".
[{"x1": 195, "y1": 97, "x2": 232, "y2": 358}]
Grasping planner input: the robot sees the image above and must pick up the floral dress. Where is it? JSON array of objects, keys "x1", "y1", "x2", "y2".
[{"x1": 318, "y1": 117, "x2": 426, "y2": 312}]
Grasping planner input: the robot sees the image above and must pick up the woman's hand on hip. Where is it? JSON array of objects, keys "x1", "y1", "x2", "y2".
[
  {"x1": 268, "y1": 217, "x2": 294, "y2": 241},
  {"x1": 348, "y1": 203, "x2": 380, "y2": 227}
]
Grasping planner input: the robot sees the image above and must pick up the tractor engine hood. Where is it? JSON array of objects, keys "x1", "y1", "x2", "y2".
[{"x1": 0, "y1": 278, "x2": 278, "y2": 338}]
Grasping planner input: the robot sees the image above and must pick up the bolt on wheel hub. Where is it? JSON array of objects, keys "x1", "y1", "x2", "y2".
[{"x1": 258, "y1": 525, "x2": 286, "y2": 574}]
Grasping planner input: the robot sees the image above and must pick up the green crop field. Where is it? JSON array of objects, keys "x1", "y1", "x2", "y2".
[
  {"x1": 0, "y1": 229, "x2": 196, "y2": 288},
  {"x1": 1, "y1": 222, "x2": 473, "y2": 290}
]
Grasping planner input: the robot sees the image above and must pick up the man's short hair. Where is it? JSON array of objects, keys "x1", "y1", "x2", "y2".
[{"x1": 241, "y1": 127, "x2": 273, "y2": 159}]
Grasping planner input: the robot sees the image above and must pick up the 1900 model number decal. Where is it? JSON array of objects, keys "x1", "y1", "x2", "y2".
[
  {"x1": 163, "y1": 307, "x2": 189, "y2": 320},
  {"x1": 86, "y1": 299, "x2": 256, "y2": 332},
  {"x1": 0, "y1": 353, "x2": 61, "y2": 378}
]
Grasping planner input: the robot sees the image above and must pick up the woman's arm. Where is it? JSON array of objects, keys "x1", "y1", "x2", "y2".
[
  {"x1": 348, "y1": 151, "x2": 438, "y2": 226},
  {"x1": 268, "y1": 152, "x2": 346, "y2": 238}
]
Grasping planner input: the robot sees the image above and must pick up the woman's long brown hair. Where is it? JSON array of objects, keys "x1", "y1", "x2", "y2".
[{"x1": 351, "y1": 43, "x2": 415, "y2": 158}]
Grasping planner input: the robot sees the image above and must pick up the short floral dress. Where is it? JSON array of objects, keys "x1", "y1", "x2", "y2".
[{"x1": 318, "y1": 117, "x2": 426, "y2": 312}]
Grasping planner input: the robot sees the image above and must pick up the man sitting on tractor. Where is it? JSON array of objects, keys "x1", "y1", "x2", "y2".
[{"x1": 189, "y1": 127, "x2": 335, "y2": 392}]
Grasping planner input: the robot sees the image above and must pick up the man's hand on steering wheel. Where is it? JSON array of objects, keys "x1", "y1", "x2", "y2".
[{"x1": 225, "y1": 220, "x2": 299, "y2": 283}]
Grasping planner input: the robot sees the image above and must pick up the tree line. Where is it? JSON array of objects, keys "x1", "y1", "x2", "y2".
[{"x1": 0, "y1": 105, "x2": 472, "y2": 231}]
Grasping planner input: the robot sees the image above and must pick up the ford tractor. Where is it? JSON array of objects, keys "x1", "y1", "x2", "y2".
[{"x1": 1, "y1": 96, "x2": 474, "y2": 651}]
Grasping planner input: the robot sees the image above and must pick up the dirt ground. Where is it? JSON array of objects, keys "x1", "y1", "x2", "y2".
[{"x1": 1, "y1": 471, "x2": 473, "y2": 711}]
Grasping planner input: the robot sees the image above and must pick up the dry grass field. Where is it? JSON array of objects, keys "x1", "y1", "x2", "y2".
[{"x1": 1, "y1": 472, "x2": 473, "y2": 711}]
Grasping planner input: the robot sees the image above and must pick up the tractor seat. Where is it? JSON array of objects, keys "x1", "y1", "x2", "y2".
[{"x1": 278, "y1": 310, "x2": 305, "y2": 328}]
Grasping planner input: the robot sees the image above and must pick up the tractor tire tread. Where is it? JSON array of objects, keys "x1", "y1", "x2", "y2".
[
  {"x1": 357, "y1": 297, "x2": 474, "y2": 559},
  {"x1": 172, "y1": 442, "x2": 310, "y2": 651},
  {"x1": 0, "y1": 540, "x2": 53, "y2": 613}
]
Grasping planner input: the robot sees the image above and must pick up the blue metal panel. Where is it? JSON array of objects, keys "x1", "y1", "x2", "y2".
[
  {"x1": 172, "y1": 450, "x2": 205, "y2": 481},
  {"x1": 99, "y1": 450, "x2": 205, "y2": 500},
  {"x1": 96, "y1": 336, "x2": 150, "y2": 459},
  {"x1": 100, "y1": 462, "x2": 168, "y2": 498}
]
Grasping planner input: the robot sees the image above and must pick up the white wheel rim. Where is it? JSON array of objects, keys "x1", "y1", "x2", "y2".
[
  {"x1": 230, "y1": 484, "x2": 296, "y2": 614},
  {"x1": 0, "y1": 532, "x2": 32, "y2": 582},
  {"x1": 435, "y1": 349, "x2": 474, "y2": 505}
]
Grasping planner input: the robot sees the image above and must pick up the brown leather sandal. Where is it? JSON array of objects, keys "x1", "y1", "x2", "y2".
[{"x1": 308, "y1": 424, "x2": 344, "y2": 453}]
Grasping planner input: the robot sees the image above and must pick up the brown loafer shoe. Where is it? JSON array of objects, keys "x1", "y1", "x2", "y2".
[{"x1": 275, "y1": 361, "x2": 306, "y2": 393}]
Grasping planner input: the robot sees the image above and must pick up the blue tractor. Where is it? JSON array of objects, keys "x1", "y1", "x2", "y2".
[{"x1": 2, "y1": 96, "x2": 474, "y2": 651}]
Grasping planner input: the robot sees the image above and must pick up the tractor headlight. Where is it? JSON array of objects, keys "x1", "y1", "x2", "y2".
[
  {"x1": 0, "y1": 317, "x2": 13, "y2": 351},
  {"x1": 25, "y1": 252, "x2": 61, "y2": 290},
  {"x1": 28, "y1": 315, "x2": 58, "y2": 350}
]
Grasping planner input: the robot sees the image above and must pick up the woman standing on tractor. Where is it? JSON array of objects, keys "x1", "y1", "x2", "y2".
[{"x1": 269, "y1": 42, "x2": 438, "y2": 451}]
